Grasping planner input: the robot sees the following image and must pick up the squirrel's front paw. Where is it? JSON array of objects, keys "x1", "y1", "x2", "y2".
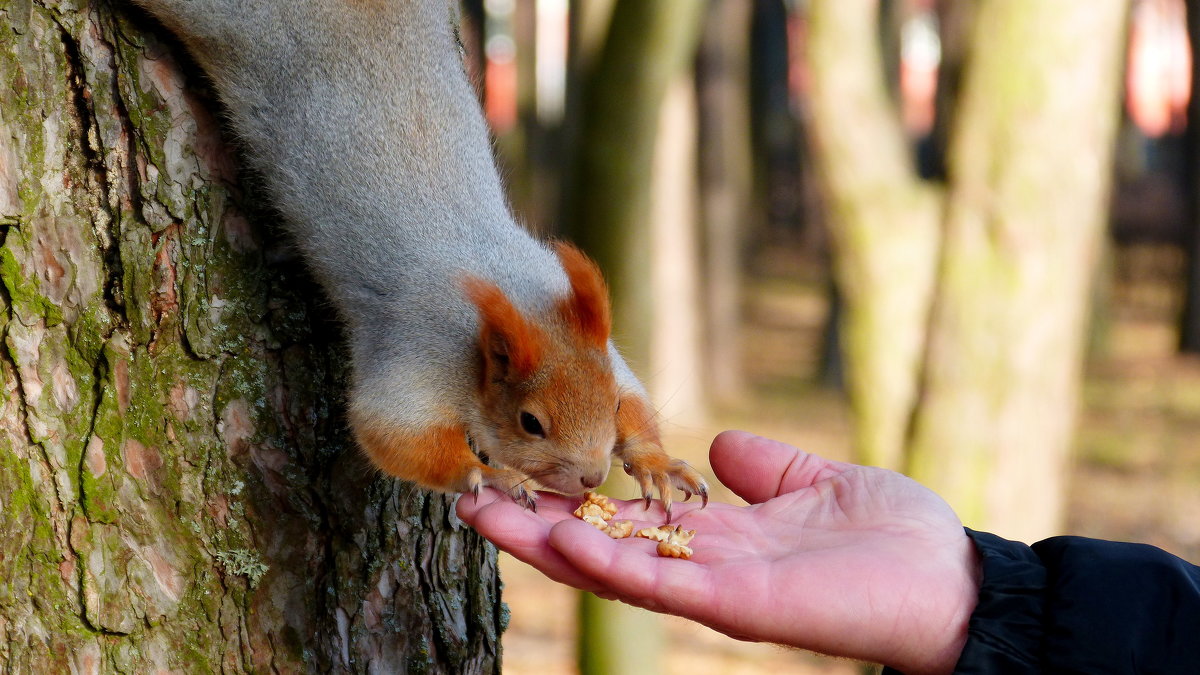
[
  {"x1": 619, "y1": 443, "x2": 708, "y2": 522},
  {"x1": 468, "y1": 466, "x2": 539, "y2": 511}
]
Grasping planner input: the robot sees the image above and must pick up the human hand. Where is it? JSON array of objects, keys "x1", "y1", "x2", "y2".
[{"x1": 456, "y1": 430, "x2": 980, "y2": 675}]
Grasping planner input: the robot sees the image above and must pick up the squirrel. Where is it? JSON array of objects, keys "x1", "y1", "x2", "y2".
[{"x1": 130, "y1": 0, "x2": 708, "y2": 518}]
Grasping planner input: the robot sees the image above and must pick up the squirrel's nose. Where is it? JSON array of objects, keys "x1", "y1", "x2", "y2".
[{"x1": 580, "y1": 472, "x2": 605, "y2": 489}]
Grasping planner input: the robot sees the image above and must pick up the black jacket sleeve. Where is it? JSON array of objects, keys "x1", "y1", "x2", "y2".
[{"x1": 948, "y1": 529, "x2": 1200, "y2": 674}]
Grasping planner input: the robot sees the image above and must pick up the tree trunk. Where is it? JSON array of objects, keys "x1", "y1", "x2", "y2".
[
  {"x1": 561, "y1": 0, "x2": 705, "y2": 368},
  {"x1": 0, "y1": 3, "x2": 503, "y2": 671},
  {"x1": 696, "y1": 0, "x2": 753, "y2": 407},
  {"x1": 1179, "y1": 0, "x2": 1200, "y2": 353},
  {"x1": 927, "y1": 0, "x2": 979, "y2": 181},
  {"x1": 806, "y1": 0, "x2": 943, "y2": 470},
  {"x1": 807, "y1": 0, "x2": 1127, "y2": 540},
  {"x1": 906, "y1": 0, "x2": 1128, "y2": 541},
  {"x1": 649, "y1": 72, "x2": 705, "y2": 424}
]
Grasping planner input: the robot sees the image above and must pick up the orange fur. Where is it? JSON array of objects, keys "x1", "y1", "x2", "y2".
[
  {"x1": 553, "y1": 242, "x2": 611, "y2": 349},
  {"x1": 350, "y1": 414, "x2": 533, "y2": 494},
  {"x1": 616, "y1": 393, "x2": 662, "y2": 454},
  {"x1": 462, "y1": 276, "x2": 545, "y2": 381},
  {"x1": 352, "y1": 418, "x2": 478, "y2": 489}
]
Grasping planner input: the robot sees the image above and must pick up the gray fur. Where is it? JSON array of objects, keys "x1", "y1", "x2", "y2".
[{"x1": 130, "y1": 0, "x2": 645, "y2": 439}]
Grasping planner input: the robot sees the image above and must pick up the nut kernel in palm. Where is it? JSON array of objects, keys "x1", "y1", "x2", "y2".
[
  {"x1": 573, "y1": 491, "x2": 618, "y2": 523},
  {"x1": 605, "y1": 520, "x2": 634, "y2": 539},
  {"x1": 634, "y1": 525, "x2": 674, "y2": 542},
  {"x1": 574, "y1": 492, "x2": 631, "y2": 538},
  {"x1": 636, "y1": 524, "x2": 695, "y2": 559},
  {"x1": 581, "y1": 514, "x2": 608, "y2": 529},
  {"x1": 656, "y1": 540, "x2": 693, "y2": 559}
]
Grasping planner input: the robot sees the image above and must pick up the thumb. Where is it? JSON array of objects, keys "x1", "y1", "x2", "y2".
[{"x1": 710, "y1": 430, "x2": 853, "y2": 504}]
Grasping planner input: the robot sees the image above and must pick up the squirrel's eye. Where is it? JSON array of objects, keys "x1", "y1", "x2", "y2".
[{"x1": 519, "y1": 411, "x2": 546, "y2": 438}]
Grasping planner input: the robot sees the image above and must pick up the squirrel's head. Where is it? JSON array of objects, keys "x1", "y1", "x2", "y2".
[{"x1": 462, "y1": 242, "x2": 618, "y2": 495}]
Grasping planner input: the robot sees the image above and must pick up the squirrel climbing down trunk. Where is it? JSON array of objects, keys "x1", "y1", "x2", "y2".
[{"x1": 130, "y1": 0, "x2": 708, "y2": 518}]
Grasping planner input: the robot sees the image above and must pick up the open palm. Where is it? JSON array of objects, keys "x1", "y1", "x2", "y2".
[{"x1": 457, "y1": 430, "x2": 979, "y2": 675}]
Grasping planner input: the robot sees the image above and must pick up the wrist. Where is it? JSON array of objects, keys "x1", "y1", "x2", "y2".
[{"x1": 889, "y1": 529, "x2": 982, "y2": 675}]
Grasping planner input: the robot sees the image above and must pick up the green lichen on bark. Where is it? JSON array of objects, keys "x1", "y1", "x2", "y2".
[{"x1": 0, "y1": 1, "x2": 503, "y2": 672}]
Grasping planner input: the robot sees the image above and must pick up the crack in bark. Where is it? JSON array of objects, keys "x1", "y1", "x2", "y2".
[
  {"x1": 98, "y1": 16, "x2": 137, "y2": 323},
  {"x1": 54, "y1": 12, "x2": 129, "y2": 325}
]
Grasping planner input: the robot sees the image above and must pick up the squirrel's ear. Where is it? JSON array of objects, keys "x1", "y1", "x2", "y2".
[
  {"x1": 462, "y1": 276, "x2": 544, "y2": 381},
  {"x1": 553, "y1": 241, "x2": 611, "y2": 350}
]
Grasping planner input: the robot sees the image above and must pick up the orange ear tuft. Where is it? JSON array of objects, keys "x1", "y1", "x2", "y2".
[
  {"x1": 462, "y1": 276, "x2": 545, "y2": 381},
  {"x1": 553, "y1": 241, "x2": 612, "y2": 349}
]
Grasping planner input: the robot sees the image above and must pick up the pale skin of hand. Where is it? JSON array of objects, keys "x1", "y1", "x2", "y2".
[{"x1": 456, "y1": 430, "x2": 982, "y2": 675}]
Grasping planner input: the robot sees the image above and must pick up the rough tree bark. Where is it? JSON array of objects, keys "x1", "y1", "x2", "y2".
[{"x1": 0, "y1": 2, "x2": 503, "y2": 671}]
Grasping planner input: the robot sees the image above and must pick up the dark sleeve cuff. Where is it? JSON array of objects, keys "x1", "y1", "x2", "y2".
[
  {"x1": 928, "y1": 529, "x2": 1200, "y2": 674},
  {"x1": 951, "y1": 529, "x2": 1046, "y2": 674}
]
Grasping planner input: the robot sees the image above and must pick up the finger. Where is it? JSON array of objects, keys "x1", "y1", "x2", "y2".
[
  {"x1": 457, "y1": 487, "x2": 577, "y2": 523},
  {"x1": 456, "y1": 489, "x2": 605, "y2": 592},
  {"x1": 547, "y1": 518, "x2": 719, "y2": 621},
  {"x1": 709, "y1": 430, "x2": 853, "y2": 503}
]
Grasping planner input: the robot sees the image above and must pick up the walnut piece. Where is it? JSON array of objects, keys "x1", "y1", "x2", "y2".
[
  {"x1": 605, "y1": 519, "x2": 634, "y2": 539},
  {"x1": 573, "y1": 492, "x2": 634, "y2": 539},
  {"x1": 573, "y1": 491, "x2": 618, "y2": 522},
  {"x1": 636, "y1": 524, "x2": 695, "y2": 559},
  {"x1": 635, "y1": 525, "x2": 674, "y2": 542}
]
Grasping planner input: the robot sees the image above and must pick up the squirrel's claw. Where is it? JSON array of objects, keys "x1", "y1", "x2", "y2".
[
  {"x1": 655, "y1": 474, "x2": 673, "y2": 522},
  {"x1": 511, "y1": 484, "x2": 538, "y2": 511},
  {"x1": 621, "y1": 447, "x2": 707, "y2": 523},
  {"x1": 476, "y1": 467, "x2": 538, "y2": 511}
]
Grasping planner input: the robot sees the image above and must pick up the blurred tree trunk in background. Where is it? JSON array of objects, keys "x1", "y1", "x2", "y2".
[
  {"x1": 461, "y1": 0, "x2": 486, "y2": 96},
  {"x1": 0, "y1": 3, "x2": 503, "y2": 671},
  {"x1": 561, "y1": 0, "x2": 705, "y2": 367},
  {"x1": 560, "y1": 1, "x2": 705, "y2": 673},
  {"x1": 508, "y1": 0, "x2": 542, "y2": 227},
  {"x1": 748, "y1": 0, "x2": 807, "y2": 246},
  {"x1": 649, "y1": 72, "x2": 705, "y2": 424},
  {"x1": 926, "y1": 0, "x2": 978, "y2": 180},
  {"x1": 561, "y1": 0, "x2": 614, "y2": 235},
  {"x1": 697, "y1": 0, "x2": 754, "y2": 406},
  {"x1": 808, "y1": 0, "x2": 1128, "y2": 541},
  {"x1": 907, "y1": 1, "x2": 1127, "y2": 541},
  {"x1": 878, "y1": 0, "x2": 904, "y2": 104},
  {"x1": 1180, "y1": 0, "x2": 1200, "y2": 353},
  {"x1": 807, "y1": 1, "x2": 943, "y2": 471}
]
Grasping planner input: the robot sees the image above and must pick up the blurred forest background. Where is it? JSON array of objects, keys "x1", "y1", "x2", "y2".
[{"x1": 460, "y1": 0, "x2": 1200, "y2": 672}]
